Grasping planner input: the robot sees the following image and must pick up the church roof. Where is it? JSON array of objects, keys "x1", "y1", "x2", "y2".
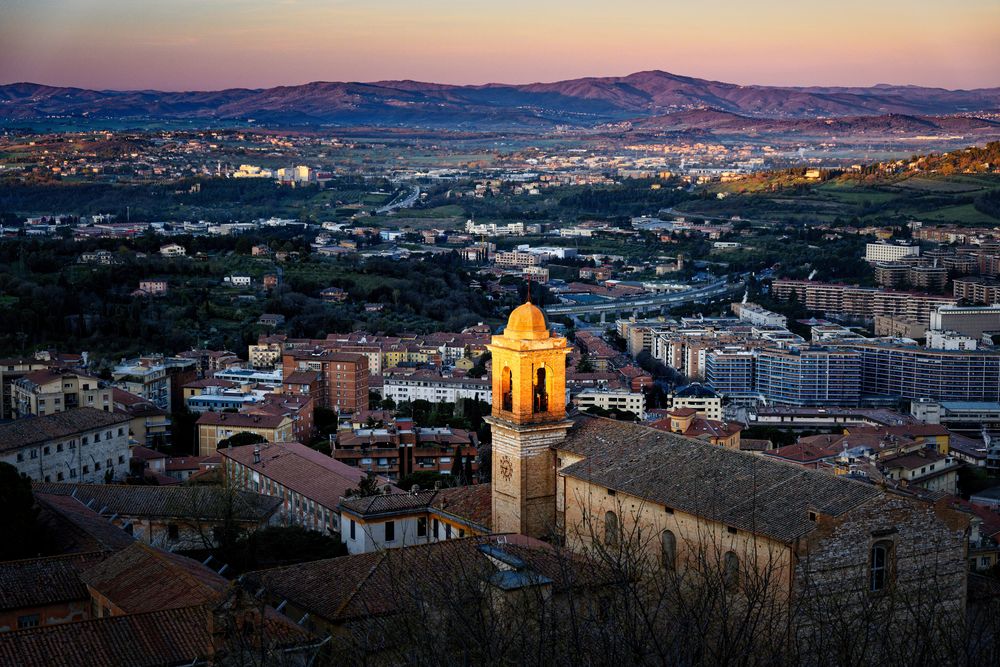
[
  {"x1": 556, "y1": 417, "x2": 882, "y2": 543},
  {"x1": 503, "y1": 302, "x2": 549, "y2": 341}
]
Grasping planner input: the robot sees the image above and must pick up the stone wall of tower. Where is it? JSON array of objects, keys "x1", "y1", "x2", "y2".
[
  {"x1": 488, "y1": 417, "x2": 571, "y2": 538},
  {"x1": 489, "y1": 342, "x2": 569, "y2": 425}
]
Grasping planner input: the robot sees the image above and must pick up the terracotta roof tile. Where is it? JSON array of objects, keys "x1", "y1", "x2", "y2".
[
  {"x1": 0, "y1": 605, "x2": 213, "y2": 667},
  {"x1": 33, "y1": 483, "x2": 280, "y2": 523},
  {"x1": 0, "y1": 408, "x2": 129, "y2": 453},
  {"x1": 0, "y1": 552, "x2": 105, "y2": 611}
]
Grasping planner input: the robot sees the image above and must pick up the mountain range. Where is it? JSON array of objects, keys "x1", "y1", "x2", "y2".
[{"x1": 2, "y1": 71, "x2": 999, "y2": 129}]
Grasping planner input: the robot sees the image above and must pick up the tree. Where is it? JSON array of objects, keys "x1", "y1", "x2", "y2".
[
  {"x1": 0, "y1": 463, "x2": 40, "y2": 559},
  {"x1": 217, "y1": 431, "x2": 267, "y2": 449},
  {"x1": 346, "y1": 471, "x2": 382, "y2": 498},
  {"x1": 576, "y1": 353, "x2": 595, "y2": 373}
]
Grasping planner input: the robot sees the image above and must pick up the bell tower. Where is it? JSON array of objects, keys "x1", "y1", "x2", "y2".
[{"x1": 486, "y1": 300, "x2": 571, "y2": 539}]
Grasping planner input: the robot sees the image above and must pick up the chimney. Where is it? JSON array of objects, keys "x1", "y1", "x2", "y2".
[{"x1": 253, "y1": 447, "x2": 261, "y2": 464}]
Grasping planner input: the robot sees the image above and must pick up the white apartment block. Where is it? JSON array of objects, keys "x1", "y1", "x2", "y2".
[
  {"x1": 576, "y1": 388, "x2": 646, "y2": 419},
  {"x1": 864, "y1": 242, "x2": 920, "y2": 263},
  {"x1": 382, "y1": 375, "x2": 492, "y2": 405}
]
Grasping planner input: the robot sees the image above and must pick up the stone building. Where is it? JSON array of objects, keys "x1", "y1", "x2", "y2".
[{"x1": 486, "y1": 300, "x2": 970, "y2": 641}]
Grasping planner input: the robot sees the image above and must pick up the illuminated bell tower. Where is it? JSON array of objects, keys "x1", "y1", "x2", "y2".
[{"x1": 486, "y1": 300, "x2": 571, "y2": 539}]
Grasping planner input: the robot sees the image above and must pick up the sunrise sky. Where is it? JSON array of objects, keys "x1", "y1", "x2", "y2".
[{"x1": 1, "y1": 0, "x2": 998, "y2": 91}]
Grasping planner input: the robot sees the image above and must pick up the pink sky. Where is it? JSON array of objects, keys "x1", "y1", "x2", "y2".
[{"x1": 1, "y1": 1, "x2": 998, "y2": 90}]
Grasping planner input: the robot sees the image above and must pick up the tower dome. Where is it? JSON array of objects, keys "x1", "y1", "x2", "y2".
[{"x1": 504, "y1": 301, "x2": 550, "y2": 340}]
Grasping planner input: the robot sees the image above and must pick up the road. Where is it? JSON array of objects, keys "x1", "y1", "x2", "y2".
[
  {"x1": 376, "y1": 185, "x2": 421, "y2": 214},
  {"x1": 543, "y1": 278, "x2": 743, "y2": 317}
]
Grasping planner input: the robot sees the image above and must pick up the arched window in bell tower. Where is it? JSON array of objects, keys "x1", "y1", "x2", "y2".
[
  {"x1": 534, "y1": 367, "x2": 548, "y2": 413},
  {"x1": 501, "y1": 366, "x2": 513, "y2": 411}
]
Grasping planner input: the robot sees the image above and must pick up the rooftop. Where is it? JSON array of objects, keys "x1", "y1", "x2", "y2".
[
  {"x1": 557, "y1": 417, "x2": 882, "y2": 543},
  {"x1": 0, "y1": 408, "x2": 130, "y2": 453},
  {"x1": 33, "y1": 483, "x2": 281, "y2": 523},
  {"x1": 220, "y1": 441, "x2": 397, "y2": 510}
]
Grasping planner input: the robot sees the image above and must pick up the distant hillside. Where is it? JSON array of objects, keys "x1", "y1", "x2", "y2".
[
  {"x1": 2, "y1": 71, "x2": 1000, "y2": 129},
  {"x1": 629, "y1": 109, "x2": 1000, "y2": 136}
]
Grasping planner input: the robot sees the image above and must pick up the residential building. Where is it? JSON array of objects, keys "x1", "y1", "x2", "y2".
[
  {"x1": 851, "y1": 342, "x2": 1000, "y2": 402},
  {"x1": 953, "y1": 277, "x2": 1000, "y2": 304},
  {"x1": 111, "y1": 358, "x2": 170, "y2": 411},
  {"x1": 772, "y1": 280, "x2": 956, "y2": 322},
  {"x1": 705, "y1": 349, "x2": 756, "y2": 399},
  {"x1": 382, "y1": 372, "x2": 491, "y2": 405},
  {"x1": 575, "y1": 388, "x2": 646, "y2": 418},
  {"x1": 222, "y1": 440, "x2": 396, "y2": 536},
  {"x1": 0, "y1": 408, "x2": 130, "y2": 483},
  {"x1": 755, "y1": 347, "x2": 862, "y2": 406},
  {"x1": 731, "y1": 302, "x2": 788, "y2": 327},
  {"x1": 338, "y1": 484, "x2": 491, "y2": 554},
  {"x1": 111, "y1": 388, "x2": 170, "y2": 449},
  {"x1": 281, "y1": 349, "x2": 368, "y2": 412},
  {"x1": 33, "y1": 483, "x2": 280, "y2": 550},
  {"x1": 670, "y1": 383, "x2": 723, "y2": 420},
  {"x1": 0, "y1": 357, "x2": 54, "y2": 419},
  {"x1": 158, "y1": 243, "x2": 186, "y2": 257},
  {"x1": 865, "y1": 242, "x2": 920, "y2": 263},
  {"x1": 11, "y1": 368, "x2": 112, "y2": 418},
  {"x1": 650, "y1": 409, "x2": 743, "y2": 449},
  {"x1": 333, "y1": 419, "x2": 478, "y2": 481},
  {"x1": 196, "y1": 412, "x2": 295, "y2": 456}
]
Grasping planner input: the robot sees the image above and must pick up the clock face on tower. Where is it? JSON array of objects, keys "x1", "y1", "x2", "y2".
[{"x1": 499, "y1": 455, "x2": 513, "y2": 482}]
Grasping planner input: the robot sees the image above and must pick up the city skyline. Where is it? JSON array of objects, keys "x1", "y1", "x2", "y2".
[{"x1": 1, "y1": 0, "x2": 999, "y2": 91}]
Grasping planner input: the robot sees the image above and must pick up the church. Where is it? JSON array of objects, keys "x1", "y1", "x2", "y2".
[{"x1": 487, "y1": 299, "x2": 970, "y2": 621}]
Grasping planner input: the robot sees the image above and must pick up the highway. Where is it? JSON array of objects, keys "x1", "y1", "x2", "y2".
[
  {"x1": 376, "y1": 185, "x2": 421, "y2": 214},
  {"x1": 543, "y1": 278, "x2": 744, "y2": 317}
]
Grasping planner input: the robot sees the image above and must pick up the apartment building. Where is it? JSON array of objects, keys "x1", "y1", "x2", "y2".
[
  {"x1": 755, "y1": 347, "x2": 862, "y2": 407},
  {"x1": 333, "y1": 419, "x2": 478, "y2": 481},
  {"x1": 0, "y1": 408, "x2": 131, "y2": 483},
  {"x1": 575, "y1": 388, "x2": 646, "y2": 418},
  {"x1": 772, "y1": 280, "x2": 956, "y2": 322},
  {"x1": 851, "y1": 342, "x2": 1000, "y2": 402},
  {"x1": 864, "y1": 242, "x2": 920, "y2": 263},
  {"x1": 222, "y1": 440, "x2": 395, "y2": 536},
  {"x1": 196, "y1": 412, "x2": 295, "y2": 456},
  {"x1": 11, "y1": 369, "x2": 112, "y2": 419},
  {"x1": 953, "y1": 277, "x2": 1000, "y2": 304},
  {"x1": 281, "y1": 349, "x2": 369, "y2": 412},
  {"x1": 382, "y1": 372, "x2": 491, "y2": 405}
]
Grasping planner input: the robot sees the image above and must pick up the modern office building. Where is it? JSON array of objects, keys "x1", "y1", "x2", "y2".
[
  {"x1": 705, "y1": 349, "x2": 756, "y2": 398},
  {"x1": 754, "y1": 347, "x2": 862, "y2": 406},
  {"x1": 851, "y1": 343, "x2": 1000, "y2": 403},
  {"x1": 930, "y1": 305, "x2": 1000, "y2": 338}
]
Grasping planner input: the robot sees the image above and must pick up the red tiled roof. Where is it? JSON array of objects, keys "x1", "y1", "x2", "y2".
[
  {"x1": 196, "y1": 412, "x2": 288, "y2": 428},
  {"x1": 0, "y1": 552, "x2": 105, "y2": 611},
  {"x1": 283, "y1": 371, "x2": 320, "y2": 385},
  {"x1": 130, "y1": 446, "x2": 167, "y2": 461},
  {"x1": 80, "y1": 542, "x2": 227, "y2": 614},
  {"x1": 0, "y1": 605, "x2": 213, "y2": 667},
  {"x1": 34, "y1": 493, "x2": 136, "y2": 553},
  {"x1": 432, "y1": 484, "x2": 492, "y2": 531},
  {"x1": 221, "y1": 441, "x2": 397, "y2": 510}
]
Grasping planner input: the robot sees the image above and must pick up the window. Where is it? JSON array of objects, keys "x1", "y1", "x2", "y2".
[
  {"x1": 94, "y1": 432, "x2": 101, "y2": 442},
  {"x1": 17, "y1": 614, "x2": 40, "y2": 629},
  {"x1": 168, "y1": 524, "x2": 179, "y2": 540},
  {"x1": 417, "y1": 517, "x2": 427, "y2": 537},
  {"x1": 459, "y1": 529, "x2": 465, "y2": 538},
  {"x1": 94, "y1": 462, "x2": 101, "y2": 471},
  {"x1": 724, "y1": 552, "x2": 739, "y2": 590},
  {"x1": 118, "y1": 455, "x2": 124, "y2": 464},
  {"x1": 433, "y1": 518, "x2": 440, "y2": 538},
  {"x1": 445, "y1": 524, "x2": 452, "y2": 539},
  {"x1": 661, "y1": 530, "x2": 677, "y2": 571},
  {"x1": 501, "y1": 366, "x2": 513, "y2": 411},
  {"x1": 107, "y1": 458, "x2": 113, "y2": 468},
  {"x1": 350, "y1": 519, "x2": 356, "y2": 540},
  {"x1": 384, "y1": 521, "x2": 395, "y2": 542},
  {"x1": 118, "y1": 428, "x2": 124, "y2": 436},
  {"x1": 870, "y1": 540, "x2": 893, "y2": 594},
  {"x1": 82, "y1": 436, "x2": 88, "y2": 445},
  {"x1": 604, "y1": 511, "x2": 619, "y2": 547},
  {"x1": 30, "y1": 449, "x2": 38, "y2": 460},
  {"x1": 70, "y1": 469, "x2": 77, "y2": 478},
  {"x1": 57, "y1": 443, "x2": 63, "y2": 453},
  {"x1": 57, "y1": 472, "x2": 64, "y2": 481},
  {"x1": 16, "y1": 453, "x2": 23, "y2": 463},
  {"x1": 212, "y1": 527, "x2": 223, "y2": 542},
  {"x1": 534, "y1": 366, "x2": 548, "y2": 413},
  {"x1": 83, "y1": 465, "x2": 89, "y2": 474}
]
